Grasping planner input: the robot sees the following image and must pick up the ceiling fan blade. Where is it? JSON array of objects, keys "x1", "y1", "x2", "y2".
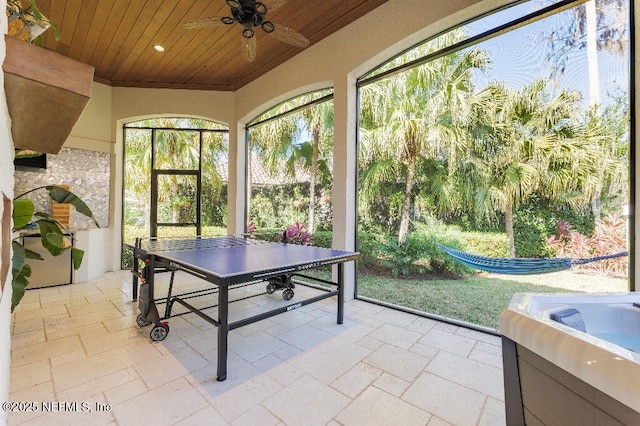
[
  {"x1": 241, "y1": 35, "x2": 257, "y2": 62},
  {"x1": 182, "y1": 17, "x2": 228, "y2": 30},
  {"x1": 261, "y1": 0, "x2": 289, "y2": 11},
  {"x1": 268, "y1": 24, "x2": 310, "y2": 49}
]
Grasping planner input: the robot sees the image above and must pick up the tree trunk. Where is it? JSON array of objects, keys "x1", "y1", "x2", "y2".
[
  {"x1": 504, "y1": 201, "x2": 516, "y2": 257},
  {"x1": 308, "y1": 130, "x2": 319, "y2": 234},
  {"x1": 170, "y1": 176, "x2": 180, "y2": 223},
  {"x1": 592, "y1": 195, "x2": 602, "y2": 225},
  {"x1": 586, "y1": 0, "x2": 600, "y2": 107},
  {"x1": 586, "y1": 1, "x2": 601, "y2": 225},
  {"x1": 584, "y1": 0, "x2": 601, "y2": 230},
  {"x1": 398, "y1": 153, "x2": 416, "y2": 244}
]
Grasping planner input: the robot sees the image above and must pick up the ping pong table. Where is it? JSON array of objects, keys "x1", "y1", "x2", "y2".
[{"x1": 125, "y1": 235, "x2": 359, "y2": 381}]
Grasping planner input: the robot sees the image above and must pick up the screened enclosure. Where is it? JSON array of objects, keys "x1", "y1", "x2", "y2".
[{"x1": 355, "y1": 0, "x2": 631, "y2": 331}]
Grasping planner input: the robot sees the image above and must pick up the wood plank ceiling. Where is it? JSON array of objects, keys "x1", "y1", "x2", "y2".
[{"x1": 33, "y1": 0, "x2": 390, "y2": 91}]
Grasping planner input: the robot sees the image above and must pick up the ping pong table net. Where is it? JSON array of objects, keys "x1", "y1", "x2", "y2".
[{"x1": 134, "y1": 234, "x2": 270, "y2": 252}]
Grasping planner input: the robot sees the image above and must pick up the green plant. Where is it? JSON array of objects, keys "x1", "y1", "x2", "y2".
[
  {"x1": 7, "y1": 0, "x2": 60, "y2": 43},
  {"x1": 373, "y1": 222, "x2": 474, "y2": 276},
  {"x1": 512, "y1": 196, "x2": 594, "y2": 258},
  {"x1": 547, "y1": 214, "x2": 627, "y2": 277},
  {"x1": 11, "y1": 185, "x2": 98, "y2": 311},
  {"x1": 249, "y1": 193, "x2": 277, "y2": 228},
  {"x1": 460, "y1": 231, "x2": 508, "y2": 258},
  {"x1": 375, "y1": 235, "x2": 429, "y2": 276},
  {"x1": 310, "y1": 230, "x2": 332, "y2": 248}
]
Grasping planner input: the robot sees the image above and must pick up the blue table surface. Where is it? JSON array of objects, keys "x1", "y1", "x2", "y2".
[{"x1": 154, "y1": 241, "x2": 358, "y2": 278}]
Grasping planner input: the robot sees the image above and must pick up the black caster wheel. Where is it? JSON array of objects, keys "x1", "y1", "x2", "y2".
[
  {"x1": 150, "y1": 323, "x2": 169, "y2": 341},
  {"x1": 266, "y1": 283, "x2": 276, "y2": 294},
  {"x1": 282, "y1": 288, "x2": 294, "y2": 301},
  {"x1": 136, "y1": 313, "x2": 151, "y2": 327}
]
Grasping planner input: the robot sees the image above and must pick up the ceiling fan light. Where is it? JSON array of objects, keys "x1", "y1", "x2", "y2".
[
  {"x1": 183, "y1": 0, "x2": 308, "y2": 62},
  {"x1": 241, "y1": 36, "x2": 257, "y2": 62},
  {"x1": 255, "y1": 2, "x2": 267, "y2": 14},
  {"x1": 261, "y1": 21, "x2": 274, "y2": 33}
]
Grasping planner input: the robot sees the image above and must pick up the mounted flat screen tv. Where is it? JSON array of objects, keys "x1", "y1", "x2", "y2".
[{"x1": 14, "y1": 150, "x2": 46, "y2": 169}]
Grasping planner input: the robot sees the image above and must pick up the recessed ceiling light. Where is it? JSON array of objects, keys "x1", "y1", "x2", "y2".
[{"x1": 153, "y1": 45, "x2": 165, "y2": 52}]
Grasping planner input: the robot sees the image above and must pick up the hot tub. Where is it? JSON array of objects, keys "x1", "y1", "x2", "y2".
[{"x1": 500, "y1": 293, "x2": 640, "y2": 425}]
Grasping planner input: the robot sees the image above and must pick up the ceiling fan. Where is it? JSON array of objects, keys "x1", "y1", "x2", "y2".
[{"x1": 183, "y1": 0, "x2": 310, "y2": 62}]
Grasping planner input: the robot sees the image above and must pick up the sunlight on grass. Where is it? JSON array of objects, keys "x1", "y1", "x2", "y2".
[{"x1": 357, "y1": 271, "x2": 628, "y2": 331}]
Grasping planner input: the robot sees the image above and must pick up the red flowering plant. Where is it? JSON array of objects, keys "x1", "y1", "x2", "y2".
[
  {"x1": 547, "y1": 215, "x2": 627, "y2": 277},
  {"x1": 279, "y1": 222, "x2": 312, "y2": 245},
  {"x1": 246, "y1": 221, "x2": 257, "y2": 235}
]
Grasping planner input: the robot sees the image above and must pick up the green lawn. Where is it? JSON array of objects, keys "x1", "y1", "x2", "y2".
[{"x1": 356, "y1": 271, "x2": 628, "y2": 331}]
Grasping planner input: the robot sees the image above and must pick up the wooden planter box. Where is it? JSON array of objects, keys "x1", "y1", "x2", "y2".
[{"x1": 3, "y1": 35, "x2": 94, "y2": 154}]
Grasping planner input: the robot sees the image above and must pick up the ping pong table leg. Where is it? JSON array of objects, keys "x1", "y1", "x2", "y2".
[
  {"x1": 337, "y1": 263, "x2": 344, "y2": 324},
  {"x1": 217, "y1": 285, "x2": 229, "y2": 381},
  {"x1": 132, "y1": 255, "x2": 139, "y2": 301}
]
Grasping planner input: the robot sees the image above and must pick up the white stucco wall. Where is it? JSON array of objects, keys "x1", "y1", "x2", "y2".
[
  {"x1": 111, "y1": 86, "x2": 235, "y2": 124},
  {"x1": 65, "y1": 82, "x2": 113, "y2": 153},
  {"x1": 0, "y1": 0, "x2": 13, "y2": 422}
]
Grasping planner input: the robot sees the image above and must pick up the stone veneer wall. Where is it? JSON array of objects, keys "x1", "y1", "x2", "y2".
[{"x1": 14, "y1": 147, "x2": 110, "y2": 229}]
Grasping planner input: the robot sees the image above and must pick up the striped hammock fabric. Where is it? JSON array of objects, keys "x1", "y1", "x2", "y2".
[{"x1": 436, "y1": 244, "x2": 628, "y2": 275}]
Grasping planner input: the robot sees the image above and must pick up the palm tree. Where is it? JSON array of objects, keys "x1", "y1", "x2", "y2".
[
  {"x1": 297, "y1": 100, "x2": 333, "y2": 233},
  {"x1": 249, "y1": 94, "x2": 333, "y2": 233},
  {"x1": 153, "y1": 128, "x2": 199, "y2": 222},
  {"x1": 541, "y1": 0, "x2": 629, "y2": 222},
  {"x1": 248, "y1": 107, "x2": 299, "y2": 229},
  {"x1": 360, "y1": 29, "x2": 490, "y2": 243},
  {"x1": 577, "y1": 100, "x2": 629, "y2": 222},
  {"x1": 201, "y1": 130, "x2": 228, "y2": 229},
  {"x1": 468, "y1": 79, "x2": 591, "y2": 257}
]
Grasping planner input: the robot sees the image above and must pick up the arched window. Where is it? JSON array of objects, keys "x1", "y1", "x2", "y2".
[
  {"x1": 246, "y1": 89, "x2": 334, "y2": 242},
  {"x1": 356, "y1": 0, "x2": 631, "y2": 332},
  {"x1": 122, "y1": 117, "x2": 228, "y2": 267}
]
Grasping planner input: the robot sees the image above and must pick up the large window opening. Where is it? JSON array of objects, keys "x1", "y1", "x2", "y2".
[
  {"x1": 356, "y1": 0, "x2": 631, "y2": 332},
  {"x1": 246, "y1": 89, "x2": 334, "y2": 245},
  {"x1": 122, "y1": 117, "x2": 228, "y2": 267}
]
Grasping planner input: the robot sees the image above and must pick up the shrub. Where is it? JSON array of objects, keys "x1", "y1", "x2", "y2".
[
  {"x1": 460, "y1": 232, "x2": 508, "y2": 258},
  {"x1": 513, "y1": 196, "x2": 593, "y2": 258},
  {"x1": 372, "y1": 222, "x2": 474, "y2": 276},
  {"x1": 547, "y1": 214, "x2": 628, "y2": 277},
  {"x1": 375, "y1": 234, "x2": 429, "y2": 276},
  {"x1": 513, "y1": 213, "x2": 552, "y2": 258},
  {"x1": 249, "y1": 193, "x2": 277, "y2": 228},
  {"x1": 311, "y1": 231, "x2": 332, "y2": 248}
]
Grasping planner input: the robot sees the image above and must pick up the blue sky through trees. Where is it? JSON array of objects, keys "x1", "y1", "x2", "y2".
[{"x1": 466, "y1": 0, "x2": 629, "y2": 109}]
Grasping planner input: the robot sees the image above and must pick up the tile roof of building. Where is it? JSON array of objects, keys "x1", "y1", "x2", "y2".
[{"x1": 216, "y1": 157, "x2": 311, "y2": 186}]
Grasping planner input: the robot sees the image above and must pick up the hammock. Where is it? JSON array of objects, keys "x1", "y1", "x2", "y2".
[{"x1": 435, "y1": 244, "x2": 628, "y2": 275}]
